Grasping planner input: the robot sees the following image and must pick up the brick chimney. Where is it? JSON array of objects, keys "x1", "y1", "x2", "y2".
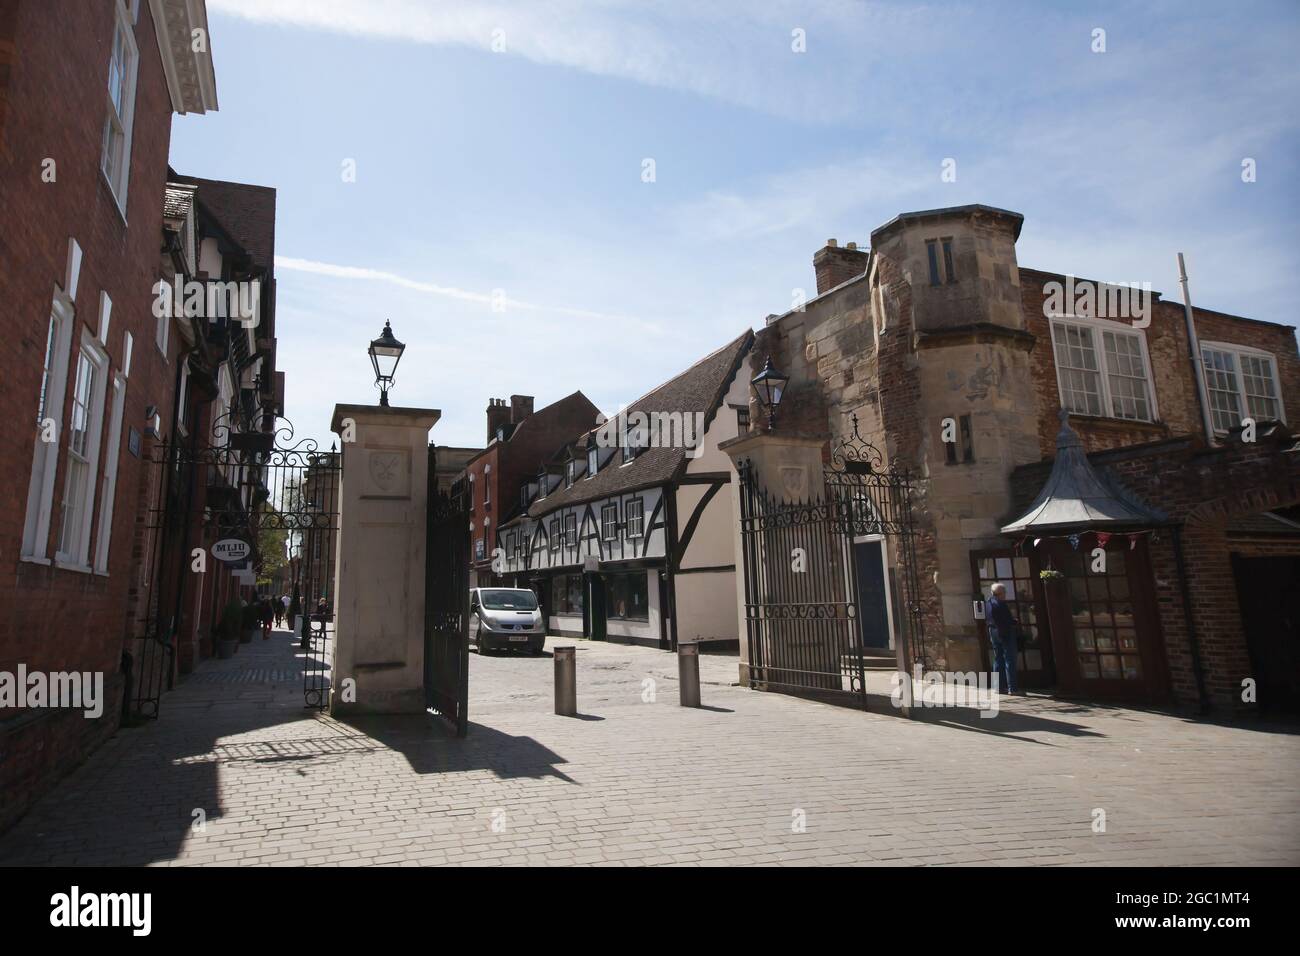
[
  {"x1": 813, "y1": 239, "x2": 868, "y2": 294},
  {"x1": 509, "y1": 394, "x2": 534, "y2": 422},
  {"x1": 487, "y1": 398, "x2": 510, "y2": 441}
]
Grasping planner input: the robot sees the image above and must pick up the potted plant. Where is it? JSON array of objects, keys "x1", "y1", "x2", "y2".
[
  {"x1": 216, "y1": 598, "x2": 242, "y2": 659},
  {"x1": 240, "y1": 599, "x2": 259, "y2": 644}
]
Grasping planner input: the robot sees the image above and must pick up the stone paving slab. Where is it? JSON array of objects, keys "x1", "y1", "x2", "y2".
[{"x1": 0, "y1": 628, "x2": 1297, "y2": 866}]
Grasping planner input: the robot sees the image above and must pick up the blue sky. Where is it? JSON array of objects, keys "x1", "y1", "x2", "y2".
[{"x1": 169, "y1": 0, "x2": 1300, "y2": 450}]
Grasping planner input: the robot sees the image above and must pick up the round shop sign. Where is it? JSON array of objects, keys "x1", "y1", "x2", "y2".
[{"x1": 212, "y1": 538, "x2": 251, "y2": 563}]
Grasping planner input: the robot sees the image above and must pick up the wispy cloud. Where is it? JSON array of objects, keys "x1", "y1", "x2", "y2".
[
  {"x1": 206, "y1": 0, "x2": 944, "y2": 121},
  {"x1": 275, "y1": 255, "x2": 659, "y2": 330}
]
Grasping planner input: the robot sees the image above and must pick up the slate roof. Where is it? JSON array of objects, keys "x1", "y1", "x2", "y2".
[
  {"x1": 528, "y1": 330, "x2": 753, "y2": 518},
  {"x1": 1002, "y1": 410, "x2": 1168, "y2": 535},
  {"x1": 173, "y1": 174, "x2": 277, "y2": 276}
]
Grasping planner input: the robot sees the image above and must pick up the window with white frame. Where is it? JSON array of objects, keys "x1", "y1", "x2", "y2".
[
  {"x1": 564, "y1": 513, "x2": 577, "y2": 547},
  {"x1": 601, "y1": 503, "x2": 618, "y2": 541},
  {"x1": 1050, "y1": 318, "x2": 1153, "y2": 422},
  {"x1": 625, "y1": 498, "x2": 645, "y2": 538},
  {"x1": 1201, "y1": 343, "x2": 1284, "y2": 432},
  {"x1": 100, "y1": 1, "x2": 139, "y2": 210},
  {"x1": 549, "y1": 517, "x2": 561, "y2": 551},
  {"x1": 93, "y1": 374, "x2": 127, "y2": 574},
  {"x1": 57, "y1": 339, "x2": 108, "y2": 564},
  {"x1": 37, "y1": 315, "x2": 58, "y2": 426},
  {"x1": 24, "y1": 297, "x2": 75, "y2": 559},
  {"x1": 587, "y1": 445, "x2": 598, "y2": 477},
  {"x1": 566, "y1": 460, "x2": 576, "y2": 488}
]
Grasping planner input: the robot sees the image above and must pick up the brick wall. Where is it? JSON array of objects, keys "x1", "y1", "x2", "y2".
[
  {"x1": 1008, "y1": 429, "x2": 1300, "y2": 712},
  {"x1": 0, "y1": 0, "x2": 180, "y2": 831},
  {"x1": 1020, "y1": 267, "x2": 1300, "y2": 457}
]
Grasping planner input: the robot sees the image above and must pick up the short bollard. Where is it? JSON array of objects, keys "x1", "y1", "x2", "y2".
[
  {"x1": 554, "y1": 645, "x2": 577, "y2": 716},
  {"x1": 678, "y1": 642, "x2": 701, "y2": 707}
]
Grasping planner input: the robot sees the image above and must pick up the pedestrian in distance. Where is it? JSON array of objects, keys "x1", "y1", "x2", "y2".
[
  {"x1": 986, "y1": 582, "x2": 1024, "y2": 696},
  {"x1": 259, "y1": 596, "x2": 274, "y2": 640}
]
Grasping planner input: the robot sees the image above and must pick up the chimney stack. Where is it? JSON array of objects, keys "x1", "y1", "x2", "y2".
[
  {"x1": 813, "y1": 238, "x2": 868, "y2": 294},
  {"x1": 487, "y1": 398, "x2": 510, "y2": 441},
  {"x1": 510, "y1": 394, "x2": 534, "y2": 422}
]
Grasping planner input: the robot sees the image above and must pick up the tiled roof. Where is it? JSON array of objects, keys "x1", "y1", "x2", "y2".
[
  {"x1": 174, "y1": 174, "x2": 277, "y2": 275},
  {"x1": 528, "y1": 330, "x2": 753, "y2": 517}
]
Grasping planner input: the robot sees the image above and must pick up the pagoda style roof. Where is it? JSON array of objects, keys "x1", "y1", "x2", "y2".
[{"x1": 1002, "y1": 410, "x2": 1168, "y2": 535}]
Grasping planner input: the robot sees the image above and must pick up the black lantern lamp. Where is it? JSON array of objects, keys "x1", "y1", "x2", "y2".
[
  {"x1": 368, "y1": 320, "x2": 406, "y2": 407},
  {"x1": 751, "y1": 355, "x2": 790, "y2": 431}
]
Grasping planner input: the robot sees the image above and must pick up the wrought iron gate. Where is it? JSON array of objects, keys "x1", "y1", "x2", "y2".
[
  {"x1": 424, "y1": 451, "x2": 470, "y2": 737},
  {"x1": 736, "y1": 415, "x2": 928, "y2": 708},
  {"x1": 129, "y1": 413, "x2": 340, "y2": 718}
]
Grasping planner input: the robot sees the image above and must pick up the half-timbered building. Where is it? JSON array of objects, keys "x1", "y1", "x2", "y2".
[{"x1": 496, "y1": 331, "x2": 754, "y2": 648}]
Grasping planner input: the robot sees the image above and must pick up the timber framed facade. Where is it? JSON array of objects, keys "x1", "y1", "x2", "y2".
[{"x1": 496, "y1": 331, "x2": 754, "y2": 649}]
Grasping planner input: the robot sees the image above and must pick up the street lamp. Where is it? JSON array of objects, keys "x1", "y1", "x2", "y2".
[
  {"x1": 368, "y1": 320, "x2": 406, "y2": 407},
  {"x1": 751, "y1": 355, "x2": 790, "y2": 431}
]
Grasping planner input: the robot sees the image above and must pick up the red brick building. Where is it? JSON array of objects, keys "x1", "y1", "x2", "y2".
[
  {"x1": 745, "y1": 204, "x2": 1299, "y2": 715},
  {"x1": 0, "y1": 0, "x2": 218, "y2": 830},
  {"x1": 463, "y1": 393, "x2": 600, "y2": 587}
]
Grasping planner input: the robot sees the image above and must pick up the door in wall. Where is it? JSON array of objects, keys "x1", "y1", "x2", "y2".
[
  {"x1": 1231, "y1": 554, "x2": 1300, "y2": 713},
  {"x1": 853, "y1": 539, "x2": 892, "y2": 649},
  {"x1": 971, "y1": 550, "x2": 1055, "y2": 688}
]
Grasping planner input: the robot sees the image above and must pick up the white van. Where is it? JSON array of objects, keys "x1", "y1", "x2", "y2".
[{"x1": 469, "y1": 587, "x2": 545, "y2": 655}]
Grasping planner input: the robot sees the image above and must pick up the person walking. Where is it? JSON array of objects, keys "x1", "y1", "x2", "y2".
[
  {"x1": 273, "y1": 597, "x2": 284, "y2": 628},
  {"x1": 986, "y1": 582, "x2": 1023, "y2": 695},
  {"x1": 259, "y1": 596, "x2": 274, "y2": 640}
]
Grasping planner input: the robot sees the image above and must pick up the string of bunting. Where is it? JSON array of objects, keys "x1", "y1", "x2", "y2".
[{"x1": 1012, "y1": 528, "x2": 1160, "y2": 554}]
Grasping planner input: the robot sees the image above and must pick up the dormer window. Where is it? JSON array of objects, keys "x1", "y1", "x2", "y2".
[
  {"x1": 587, "y1": 445, "x2": 598, "y2": 477},
  {"x1": 536, "y1": 472, "x2": 546, "y2": 500},
  {"x1": 565, "y1": 460, "x2": 576, "y2": 488}
]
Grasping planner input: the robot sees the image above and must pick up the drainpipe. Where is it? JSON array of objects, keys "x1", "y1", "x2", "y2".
[
  {"x1": 1177, "y1": 253, "x2": 1216, "y2": 447},
  {"x1": 1171, "y1": 524, "x2": 1210, "y2": 715}
]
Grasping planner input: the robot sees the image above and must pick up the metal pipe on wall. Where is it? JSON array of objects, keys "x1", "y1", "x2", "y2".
[{"x1": 1177, "y1": 253, "x2": 1217, "y2": 447}]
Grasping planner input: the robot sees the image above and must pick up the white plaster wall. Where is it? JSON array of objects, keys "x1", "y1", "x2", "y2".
[{"x1": 673, "y1": 570, "x2": 739, "y2": 644}]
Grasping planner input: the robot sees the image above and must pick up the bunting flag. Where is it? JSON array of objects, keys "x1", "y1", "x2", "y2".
[
  {"x1": 1068, "y1": 533, "x2": 1081, "y2": 550},
  {"x1": 1095, "y1": 531, "x2": 1112, "y2": 549}
]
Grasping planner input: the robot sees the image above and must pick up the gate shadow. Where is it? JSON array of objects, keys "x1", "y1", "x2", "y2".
[{"x1": 335, "y1": 715, "x2": 576, "y2": 783}]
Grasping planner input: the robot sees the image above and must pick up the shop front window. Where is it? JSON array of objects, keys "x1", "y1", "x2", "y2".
[
  {"x1": 606, "y1": 571, "x2": 649, "y2": 622},
  {"x1": 551, "y1": 573, "x2": 585, "y2": 615},
  {"x1": 1064, "y1": 548, "x2": 1140, "y2": 680}
]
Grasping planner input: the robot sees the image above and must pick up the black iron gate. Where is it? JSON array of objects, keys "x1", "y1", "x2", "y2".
[
  {"x1": 736, "y1": 414, "x2": 928, "y2": 708},
  {"x1": 424, "y1": 451, "x2": 470, "y2": 736},
  {"x1": 129, "y1": 413, "x2": 340, "y2": 718}
]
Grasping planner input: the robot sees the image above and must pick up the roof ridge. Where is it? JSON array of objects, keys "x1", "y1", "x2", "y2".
[{"x1": 608, "y1": 330, "x2": 751, "y2": 418}]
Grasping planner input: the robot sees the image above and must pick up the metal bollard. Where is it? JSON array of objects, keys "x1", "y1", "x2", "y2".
[
  {"x1": 678, "y1": 642, "x2": 701, "y2": 707},
  {"x1": 554, "y1": 645, "x2": 577, "y2": 716}
]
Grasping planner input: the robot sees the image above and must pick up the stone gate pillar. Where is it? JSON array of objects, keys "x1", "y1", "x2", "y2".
[{"x1": 329, "y1": 403, "x2": 441, "y2": 715}]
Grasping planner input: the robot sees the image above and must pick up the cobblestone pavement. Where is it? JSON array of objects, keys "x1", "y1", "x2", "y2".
[{"x1": 2, "y1": 628, "x2": 1297, "y2": 866}]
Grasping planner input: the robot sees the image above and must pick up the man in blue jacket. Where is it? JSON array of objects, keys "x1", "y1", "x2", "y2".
[{"x1": 986, "y1": 582, "x2": 1022, "y2": 695}]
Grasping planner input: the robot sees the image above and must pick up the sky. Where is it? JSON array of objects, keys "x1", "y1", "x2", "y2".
[{"x1": 168, "y1": 0, "x2": 1300, "y2": 451}]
